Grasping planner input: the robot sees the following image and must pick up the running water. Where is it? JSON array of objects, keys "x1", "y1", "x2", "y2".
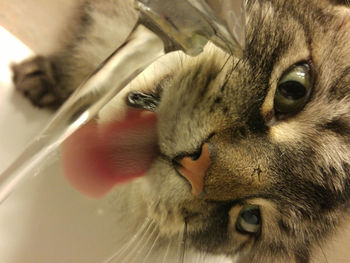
[{"x1": 0, "y1": 25, "x2": 164, "y2": 202}]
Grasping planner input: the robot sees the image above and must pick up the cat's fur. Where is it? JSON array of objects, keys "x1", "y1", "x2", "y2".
[{"x1": 11, "y1": 0, "x2": 350, "y2": 262}]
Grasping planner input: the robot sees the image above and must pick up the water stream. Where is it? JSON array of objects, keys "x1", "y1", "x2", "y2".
[{"x1": 0, "y1": 25, "x2": 164, "y2": 202}]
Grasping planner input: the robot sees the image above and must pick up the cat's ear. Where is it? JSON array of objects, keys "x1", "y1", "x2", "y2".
[{"x1": 61, "y1": 109, "x2": 158, "y2": 198}]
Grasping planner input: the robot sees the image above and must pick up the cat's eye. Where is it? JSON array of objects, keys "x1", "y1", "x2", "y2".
[
  {"x1": 236, "y1": 205, "x2": 261, "y2": 234},
  {"x1": 274, "y1": 63, "x2": 312, "y2": 115}
]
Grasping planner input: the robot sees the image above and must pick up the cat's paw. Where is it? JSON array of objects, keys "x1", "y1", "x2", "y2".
[{"x1": 11, "y1": 56, "x2": 63, "y2": 108}]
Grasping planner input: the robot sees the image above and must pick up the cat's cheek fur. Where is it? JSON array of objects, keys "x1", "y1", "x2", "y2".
[{"x1": 335, "y1": 4, "x2": 350, "y2": 28}]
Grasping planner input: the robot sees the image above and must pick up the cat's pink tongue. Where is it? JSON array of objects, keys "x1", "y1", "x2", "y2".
[{"x1": 61, "y1": 110, "x2": 158, "y2": 198}]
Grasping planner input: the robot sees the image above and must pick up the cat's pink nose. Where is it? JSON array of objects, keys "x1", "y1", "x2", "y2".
[{"x1": 177, "y1": 143, "x2": 211, "y2": 196}]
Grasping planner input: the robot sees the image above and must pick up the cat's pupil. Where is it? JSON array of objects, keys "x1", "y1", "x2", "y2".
[
  {"x1": 241, "y1": 209, "x2": 260, "y2": 225},
  {"x1": 273, "y1": 62, "x2": 312, "y2": 116},
  {"x1": 278, "y1": 82, "x2": 307, "y2": 101},
  {"x1": 236, "y1": 205, "x2": 261, "y2": 234}
]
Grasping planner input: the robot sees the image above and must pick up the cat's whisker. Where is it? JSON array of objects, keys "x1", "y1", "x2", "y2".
[
  {"x1": 140, "y1": 230, "x2": 161, "y2": 263},
  {"x1": 171, "y1": 221, "x2": 188, "y2": 263},
  {"x1": 193, "y1": 253, "x2": 202, "y2": 263},
  {"x1": 215, "y1": 256, "x2": 230, "y2": 263},
  {"x1": 103, "y1": 217, "x2": 152, "y2": 263},
  {"x1": 199, "y1": 253, "x2": 205, "y2": 263},
  {"x1": 195, "y1": 252, "x2": 204, "y2": 263},
  {"x1": 129, "y1": 222, "x2": 158, "y2": 263},
  {"x1": 161, "y1": 237, "x2": 173, "y2": 263},
  {"x1": 117, "y1": 219, "x2": 154, "y2": 258},
  {"x1": 122, "y1": 220, "x2": 157, "y2": 262},
  {"x1": 317, "y1": 242, "x2": 329, "y2": 263}
]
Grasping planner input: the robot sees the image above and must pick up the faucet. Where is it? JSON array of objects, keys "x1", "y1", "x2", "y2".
[{"x1": 136, "y1": 0, "x2": 246, "y2": 56}]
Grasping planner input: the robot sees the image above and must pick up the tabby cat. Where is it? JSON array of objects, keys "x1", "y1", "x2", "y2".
[{"x1": 11, "y1": 0, "x2": 350, "y2": 262}]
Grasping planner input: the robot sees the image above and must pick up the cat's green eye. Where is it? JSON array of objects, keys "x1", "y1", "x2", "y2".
[
  {"x1": 274, "y1": 63, "x2": 312, "y2": 115},
  {"x1": 236, "y1": 205, "x2": 261, "y2": 234}
]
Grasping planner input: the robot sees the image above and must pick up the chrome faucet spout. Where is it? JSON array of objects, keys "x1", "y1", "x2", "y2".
[{"x1": 136, "y1": 0, "x2": 246, "y2": 57}]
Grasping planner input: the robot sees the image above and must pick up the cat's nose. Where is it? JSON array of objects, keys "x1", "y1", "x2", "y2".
[{"x1": 175, "y1": 143, "x2": 211, "y2": 196}]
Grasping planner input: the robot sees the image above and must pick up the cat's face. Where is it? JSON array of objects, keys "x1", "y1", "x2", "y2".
[{"x1": 94, "y1": 0, "x2": 350, "y2": 262}]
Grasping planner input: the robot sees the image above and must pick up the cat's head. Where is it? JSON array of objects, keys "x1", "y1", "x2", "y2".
[{"x1": 63, "y1": 0, "x2": 350, "y2": 262}]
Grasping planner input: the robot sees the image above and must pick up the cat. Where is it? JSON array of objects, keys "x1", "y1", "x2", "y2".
[{"x1": 10, "y1": 0, "x2": 350, "y2": 262}]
